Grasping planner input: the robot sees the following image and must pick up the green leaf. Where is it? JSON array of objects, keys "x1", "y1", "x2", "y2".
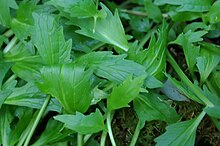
[
  {"x1": 196, "y1": 47, "x2": 220, "y2": 84},
  {"x1": 203, "y1": 0, "x2": 220, "y2": 24},
  {"x1": 32, "y1": 119, "x2": 72, "y2": 146},
  {"x1": 171, "y1": 30, "x2": 207, "y2": 44},
  {"x1": 31, "y1": 13, "x2": 72, "y2": 65},
  {"x1": 201, "y1": 85, "x2": 220, "y2": 107},
  {"x1": 107, "y1": 75, "x2": 145, "y2": 111},
  {"x1": 0, "y1": 90, "x2": 12, "y2": 108},
  {"x1": 154, "y1": 0, "x2": 211, "y2": 12},
  {"x1": 134, "y1": 94, "x2": 180, "y2": 128},
  {"x1": 11, "y1": 1, "x2": 37, "y2": 40},
  {"x1": 0, "y1": 106, "x2": 13, "y2": 146},
  {"x1": 128, "y1": 21, "x2": 168, "y2": 80},
  {"x1": 11, "y1": 57, "x2": 42, "y2": 82},
  {"x1": 4, "y1": 82, "x2": 61, "y2": 112},
  {"x1": 204, "y1": 106, "x2": 220, "y2": 118},
  {"x1": 36, "y1": 64, "x2": 93, "y2": 114},
  {"x1": 144, "y1": 0, "x2": 162, "y2": 22},
  {"x1": 209, "y1": 71, "x2": 220, "y2": 97},
  {"x1": 183, "y1": 22, "x2": 208, "y2": 33},
  {"x1": 0, "y1": 0, "x2": 18, "y2": 27},
  {"x1": 3, "y1": 42, "x2": 35, "y2": 62},
  {"x1": 77, "y1": 51, "x2": 163, "y2": 88},
  {"x1": 91, "y1": 86, "x2": 108, "y2": 105},
  {"x1": 155, "y1": 111, "x2": 206, "y2": 146},
  {"x1": 68, "y1": 0, "x2": 100, "y2": 18},
  {"x1": 9, "y1": 107, "x2": 34, "y2": 146},
  {"x1": 129, "y1": 17, "x2": 151, "y2": 33},
  {"x1": 142, "y1": 22, "x2": 167, "y2": 80},
  {"x1": 166, "y1": 75, "x2": 203, "y2": 104},
  {"x1": 73, "y1": 4, "x2": 129, "y2": 52},
  {"x1": 170, "y1": 32, "x2": 201, "y2": 75},
  {"x1": 169, "y1": 11, "x2": 201, "y2": 22},
  {"x1": 160, "y1": 79, "x2": 188, "y2": 101},
  {"x1": 54, "y1": 109, "x2": 106, "y2": 134},
  {"x1": 0, "y1": 62, "x2": 12, "y2": 90},
  {"x1": 11, "y1": 18, "x2": 32, "y2": 41}
]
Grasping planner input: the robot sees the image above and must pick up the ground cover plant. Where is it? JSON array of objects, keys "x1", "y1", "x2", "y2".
[{"x1": 0, "y1": 0, "x2": 220, "y2": 145}]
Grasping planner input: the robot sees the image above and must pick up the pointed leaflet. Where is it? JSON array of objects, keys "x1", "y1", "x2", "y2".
[
  {"x1": 31, "y1": 13, "x2": 72, "y2": 65},
  {"x1": 0, "y1": 0, "x2": 18, "y2": 27},
  {"x1": 155, "y1": 111, "x2": 205, "y2": 146},
  {"x1": 134, "y1": 94, "x2": 179, "y2": 128},
  {"x1": 77, "y1": 51, "x2": 163, "y2": 88},
  {"x1": 36, "y1": 64, "x2": 93, "y2": 114},
  {"x1": 107, "y1": 75, "x2": 145, "y2": 111},
  {"x1": 196, "y1": 47, "x2": 220, "y2": 84},
  {"x1": 54, "y1": 109, "x2": 106, "y2": 134},
  {"x1": 73, "y1": 4, "x2": 129, "y2": 52}
]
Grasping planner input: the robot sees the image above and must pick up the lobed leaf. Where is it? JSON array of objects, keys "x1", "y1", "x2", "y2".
[
  {"x1": 77, "y1": 51, "x2": 163, "y2": 88},
  {"x1": 196, "y1": 47, "x2": 220, "y2": 84},
  {"x1": 155, "y1": 111, "x2": 205, "y2": 146},
  {"x1": 54, "y1": 109, "x2": 106, "y2": 134},
  {"x1": 0, "y1": 0, "x2": 18, "y2": 27},
  {"x1": 31, "y1": 13, "x2": 72, "y2": 65},
  {"x1": 107, "y1": 75, "x2": 145, "y2": 111},
  {"x1": 4, "y1": 82, "x2": 62, "y2": 112},
  {"x1": 36, "y1": 64, "x2": 93, "y2": 113},
  {"x1": 72, "y1": 4, "x2": 129, "y2": 52},
  {"x1": 134, "y1": 93, "x2": 180, "y2": 128}
]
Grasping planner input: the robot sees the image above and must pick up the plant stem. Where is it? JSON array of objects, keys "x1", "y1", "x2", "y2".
[
  {"x1": 3, "y1": 36, "x2": 18, "y2": 53},
  {"x1": 130, "y1": 120, "x2": 141, "y2": 146},
  {"x1": 77, "y1": 133, "x2": 83, "y2": 146},
  {"x1": 100, "y1": 131, "x2": 107, "y2": 146},
  {"x1": 166, "y1": 50, "x2": 214, "y2": 107},
  {"x1": 107, "y1": 111, "x2": 116, "y2": 146},
  {"x1": 23, "y1": 95, "x2": 51, "y2": 146}
]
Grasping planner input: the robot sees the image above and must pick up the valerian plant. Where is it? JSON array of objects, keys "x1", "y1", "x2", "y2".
[{"x1": 0, "y1": 0, "x2": 220, "y2": 146}]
